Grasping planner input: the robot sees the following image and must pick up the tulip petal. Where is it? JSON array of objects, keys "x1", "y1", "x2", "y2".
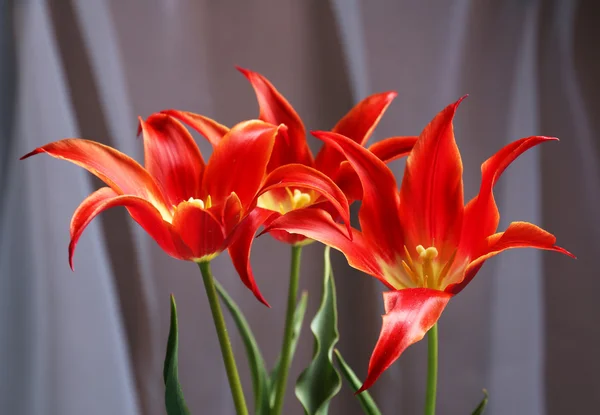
[
  {"x1": 172, "y1": 201, "x2": 225, "y2": 260},
  {"x1": 160, "y1": 110, "x2": 229, "y2": 147},
  {"x1": 312, "y1": 131, "x2": 403, "y2": 263},
  {"x1": 227, "y1": 207, "x2": 276, "y2": 306},
  {"x1": 335, "y1": 136, "x2": 418, "y2": 201},
  {"x1": 315, "y1": 91, "x2": 397, "y2": 177},
  {"x1": 139, "y1": 114, "x2": 205, "y2": 206},
  {"x1": 460, "y1": 136, "x2": 558, "y2": 255},
  {"x1": 447, "y1": 221, "x2": 574, "y2": 294},
  {"x1": 222, "y1": 192, "x2": 244, "y2": 236},
  {"x1": 237, "y1": 67, "x2": 314, "y2": 169},
  {"x1": 359, "y1": 288, "x2": 451, "y2": 392},
  {"x1": 259, "y1": 163, "x2": 351, "y2": 237},
  {"x1": 398, "y1": 98, "x2": 466, "y2": 257},
  {"x1": 21, "y1": 139, "x2": 169, "y2": 216},
  {"x1": 263, "y1": 209, "x2": 388, "y2": 286},
  {"x1": 203, "y1": 120, "x2": 280, "y2": 209},
  {"x1": 69, "y1": 187, "x2": 190, "y2": 268}
]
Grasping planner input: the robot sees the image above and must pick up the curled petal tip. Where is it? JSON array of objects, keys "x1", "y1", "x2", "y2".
[
  {"x1": 455, "y1": 94, "x2": 469, "y2": 106},
  {"x1": 68, "y1": 241, "x2": 76, "y2": 271},
  {"x1": 20, "y1": 148, "x2": 43, "y2": 160},
  {"x1": 555, "y1": 245, "x2": 576, "y2": 259},
  {"x1": 235, "y1": 66, "x2": 252, "y2": 78},
  {"x1": 384, "y1": 90, "x2": 398, "y2": 100},
  {"x1": 136, "y1": 116, "x2": 145, "y2": 137}
]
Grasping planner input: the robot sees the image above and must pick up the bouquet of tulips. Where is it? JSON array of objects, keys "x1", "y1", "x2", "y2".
[{"x1": 21, "y1": 67, "x2": 573, "y2": 415}]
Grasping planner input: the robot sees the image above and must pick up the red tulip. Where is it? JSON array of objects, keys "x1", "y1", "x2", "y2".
[
  {"x1": 264, "y1": 97, "x2": 574, "y2": 390},
  {"x1": 22, "y1": 115, "x2": 345, "y2": 306}
]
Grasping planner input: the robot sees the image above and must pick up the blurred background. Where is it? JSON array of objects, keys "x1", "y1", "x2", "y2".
[{"x1": 1, "y1": 0, "x2": 598, "y2": 414}]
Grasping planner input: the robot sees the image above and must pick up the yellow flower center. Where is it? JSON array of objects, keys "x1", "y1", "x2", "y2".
[
  {"x1": 258, "y1": 187, "x2": 314, "y2": 215},
  {"x1": 380, "y1": 245, "x2": 458, "y2": 290}
]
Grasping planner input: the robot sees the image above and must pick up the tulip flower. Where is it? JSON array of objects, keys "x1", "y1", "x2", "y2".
[
  {"x1": 21, "y1": 114, "x2": 350, "y2": 306},
  {"x1": 264, "y1": 97, "x2": 574, "y2": 391}
]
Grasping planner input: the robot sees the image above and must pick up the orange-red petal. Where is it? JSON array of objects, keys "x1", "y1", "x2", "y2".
[
  {"x1": 203, "y1": 120, "x2": 280, "y2": 209},
  {"x1": 237, "y1": 67, "x2": 314, "y2": 170},
  {"x1": 447, "y1": 221, "x2": 575, "y2": 294},
  {"x1": 315, "y1": 91, "x2": 397, "y2": 177},
  {"x1": 335, "y1": 136, "x2": 418, "y2": 201},
  {"x1": 460, "y1": 136, "x2": 558, "y2": 256},
  {"x1": 312, "y1": 131, "x2": 403, "y2": 263},
  {"x1": 398, "y1": 97, "x2": 466, "y2": 258},
  {"x1": 259, "y1": 163, "x2": 351, "y2": 237},
  {"x1": 227, "y1": 207, "x2": 276, "y2": 306},
  {"x1": 160, "y1": 110, "x2": 229, "y2": 147},
  {"x1": 69, "y1": 187, "x2": 190, "y2": 268},
  {"x1": 172, "y1": 201, "x2": 225, "y2": 260},
  {"x1": 222, "y1": 192, "x2": 244, "y2": 237},
  {"x1": 359, "y1": 289, "x2": 452, "y2": 392},
  {"x1": 263, "y1": 209, "x2": 387, "y2": 286},
  {"x1": 139, "y1": 114, "x2": 205, "y2": 206},
  {"x1": 21, "y1": 139, "x2": 168, "y2": 211}
]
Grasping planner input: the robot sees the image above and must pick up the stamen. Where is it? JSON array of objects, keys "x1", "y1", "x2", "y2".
[
  {"x1": 437, "y1": 249, "x2": 457, "y2": 285},
  {"x1": 403, "y1": 245, "x2": 416, "y2": 271},
  {"x1": 205, "y1": 195, "x2": 212, "y2": 209},
  {"x1": 401, "y1": 260, "x2": 420, "y2": 285}
]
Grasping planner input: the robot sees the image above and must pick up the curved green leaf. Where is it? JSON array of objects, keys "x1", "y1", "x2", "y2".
[
  {"x1": 295, "y1": 246, "x2": 342, "y2": 414},
  {"x1": 471, "y1": 389, "x2": 489, "y2": 415},
  {"x1": 333, "y1": 349, "x2": 382, "y2": 415},
  {"x1": 214, "y1": 280, "x2": 270, "y2": 414},
  {"x1": 164, "y1": 295, "x2": 191, "y2": 415},
  {"x1": 269, "y1": 291, "x2": 309, "y2": 406}
]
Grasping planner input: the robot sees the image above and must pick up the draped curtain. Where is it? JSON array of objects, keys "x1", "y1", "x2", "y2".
[{"x1": 0, "y1": 1, "x2": 597, "y2": 414}]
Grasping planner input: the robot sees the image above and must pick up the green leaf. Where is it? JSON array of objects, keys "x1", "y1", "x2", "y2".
[
  {"x1": 295, "y1": 246, "x2": 342, "y2": 414},
  {"x1": 333, "y1": 349, "x2": 382, "y2": 415},
  {"x1": 214, "y1": 280, "x2": 270, "y2": 414},
  {"x1": 471, "y1": 389, "x2": 489, "y2": 415},
  {"x1": 163, "y1": 295, "x2": 191, "y2": 415},
  {"x1": 269, "y1": 291, "x2": 309, "y2": 407}
]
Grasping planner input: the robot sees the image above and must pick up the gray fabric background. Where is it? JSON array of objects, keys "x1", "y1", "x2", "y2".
[{"x1": 0, "y1": 0, "x2": 597, "y2": 414}]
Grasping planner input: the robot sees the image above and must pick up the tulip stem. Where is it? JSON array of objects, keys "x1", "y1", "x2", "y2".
[
  {"x1": 272, "y1": 244, "x2": 303, "y2": 415},
  {"x1": 424, "y1": 323, "x2": 438, "y2": 415},
  {"x1": 198, "y1": 261, "x2": 248, "y2": 415}
]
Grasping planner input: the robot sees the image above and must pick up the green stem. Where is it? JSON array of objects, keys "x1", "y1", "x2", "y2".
[
  {"x1": 424, "y1": 323, "x2": 438, "y2": 415},
  {"x1": 198, "y1": 261, "x2": 248, "y2": 415},
  {"x1": 272, "y1": 244, "x2": 303, "y2": 415}
]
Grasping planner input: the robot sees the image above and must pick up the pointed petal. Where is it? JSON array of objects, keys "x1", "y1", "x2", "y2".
[
  {"x1": 398, "y1": 98, "x2": 466, "y2": 254},
  {"x1": 335, "y1": 136, "x2": 418, "y2": 201},
  {"x1": 139, "y1": 114, "x2": 205, "y2": 206},
  {"x1": 21, "y1": 139, "x2": 169, "y2": 213},
  {"x1": 315, "y1": 91, "x2": 397, "y2": 176},
  {"x1": 359, "y1": 289, "x2": 451, "y2": 392},
  {"x1": 447, "y1": 221, "x2": 575, "y2": 294},
  {"x1": 160, "y1": 109, "x2": 229, "y2": 147},
  {"x1": 69, "y1": 188, "x2": 190, "y2": 268},
  {"x1": 237, "y1": 66, "x2": 313, "y2": 169},
  {"x1": 312, "y1": 131, "x2": 403, "y2": 263},
  {"x1": 227, "y1": 207, "x2": 276, "y2": 306},
  {"x1": 460, "y1": 136, "x2": 559, "y2": 255},
  {"x1": 172, "y1": 201, "x2": 225, "y2": 260},
  {"x1": 259, "y1": 163, "x2": 351, "y2": 236},
  {"x1": 263, "y1": 209, "x2": 389, "y2": 286},
  {"x1": 203, "y1": 120, "x2": 280, "y2": 209}
]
